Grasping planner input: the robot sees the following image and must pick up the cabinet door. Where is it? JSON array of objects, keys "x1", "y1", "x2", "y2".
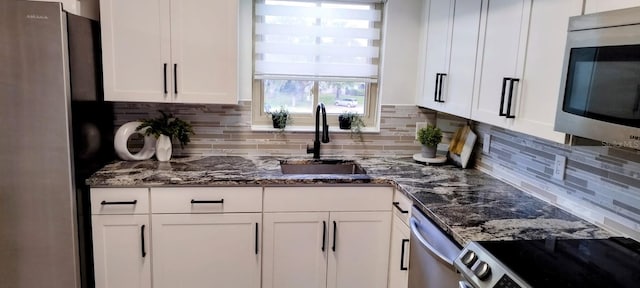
[
  {"x1": 100, "y1": 0, "x2": 171, "y2": 102},
  {"x1": 585, "y1": 0, "x2": 640, "y2": 13},
  {"x1": 511, "y1": 0, "x2": 582, "y2": 143},
  {"x1": 262, "y1": 212, "x2": 329, "y2": 288},
  {"x1": 152, "y1": 213, "x2": 261, "y2": 288},
  {"x1": 441, "y1": 0, "x2": 482, "y2": 118},
  {"x1": 327, "y1": 211, "x2": 392, "y2": 288},
  {"x1": 471, "y1": 0, "x2": 531, "y2": 126},
  {"x1": 388, "y1": 215, "x2": 410, "y2": 288},
  {"x1": 419, "y1": 0, "x2": 454, "y2": 109},
  {"x1": 170, "y1": 0, "x2": 238, "y2": 104},
  {"x1": 92, "y1": 215, "x2": 151, "y2": 288}
]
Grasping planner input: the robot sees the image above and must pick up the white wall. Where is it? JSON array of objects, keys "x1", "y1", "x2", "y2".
[
  {"x1": 584, "y1": 0, "x2": 640, "y2": 14},
  {"x1": 239, "y1": 0, "x2": 424, "y2": 105}
]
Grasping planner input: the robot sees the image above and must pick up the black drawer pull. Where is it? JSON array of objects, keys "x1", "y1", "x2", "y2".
[
  {"x1": 505, "y1": 78, "x2": 519, "y2": 119},
  {"x1": 433, "y1": 73, "x2": 441, "y2": 102},
  {"x1": 437, "y1": 73, "x2": 446, "y2": 103},
  {"x1": 255, "y1": 222, "x2": 259, "y2": 255},
  {"x1": 163, "y1": 63, "x2": 168, "y2": 94},
  {"x1": 499, "y1": 77, "x2": 510, "y2": 116},
  {"x1": 141, "y1": 224, "x2": 147, "y2": 258},
  {"x1": 174, "y1": 63, "x2": 178, "y2": 94},
  {"x1": 190, "y1": 199, "x2": 224, "y2": 204},
  {"x1": 400, "y1": 239, "x2": 409, "y2": 271},
  {"x1": 322, "y1": 221, "x2": 327, "y2": 252},
  {"x1": 101, "y1": 200, "x2": 137, "y2": 205},
  {"x1": 332, "y1": 221, "x2": 337, "y2": 252},
  {"x1": 392, "y1": 202, "x2": 408, "y2": 214}
]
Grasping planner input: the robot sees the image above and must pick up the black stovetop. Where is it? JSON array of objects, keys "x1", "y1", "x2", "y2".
[{"x1": 479, "y1": 237, "x2": 640, "y2": 288}]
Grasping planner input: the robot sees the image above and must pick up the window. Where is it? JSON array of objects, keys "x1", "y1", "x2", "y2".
[{"x1": 252, "y1": 0, "x2": 384, "y2": 129}]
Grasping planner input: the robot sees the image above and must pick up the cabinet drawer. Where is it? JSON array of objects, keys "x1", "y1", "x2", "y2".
[
  {"x1": 393, "y1": 190, "x2": 412, "y2": 226},
  {"x1": 264, "y1": 186, "x2": 393, "y2": 212},
  {"x1": 91, "y1": 188, "x2": 150, "y2": 215},
  {"x1": 151, "y1": 187, "x2": 262, "y2": 213}
]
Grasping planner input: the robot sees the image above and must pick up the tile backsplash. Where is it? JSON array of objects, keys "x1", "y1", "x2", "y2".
[
  {"x1": 112, "y1": 101, "x2": 435, "y2": 157},
  {"x1": 474, "y1": 122, "x2": 640, "y2": 240}
]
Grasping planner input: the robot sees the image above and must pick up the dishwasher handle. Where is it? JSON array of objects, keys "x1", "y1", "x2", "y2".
[{"x1": 410, "y1": 217, "x2": 455, "y2": 266}]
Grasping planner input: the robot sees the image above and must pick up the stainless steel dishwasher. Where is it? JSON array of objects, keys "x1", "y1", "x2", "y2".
[{"x1": 408, "y1": 206, "x2": 462, "y2": 288}]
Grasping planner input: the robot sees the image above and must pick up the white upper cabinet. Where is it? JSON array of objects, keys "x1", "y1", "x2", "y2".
[
  {"x1": 471, "y1": 0, "x2": 531, "y2": 127},
  {"x1": 470, "y1": 0, "x2": 581, "y2": 143},
  {"x1": 418, "y1": 0, "x2": 482, "y2": 118},
  {"x1": 511, "y1": 0, "x2": 582, "y2": 142},
  {"x1": 585, "y1": 0, "x2": 640, "y2": 13},
  {"x1": 99, "y1": 0, "x2": 238, "y2": 104}
]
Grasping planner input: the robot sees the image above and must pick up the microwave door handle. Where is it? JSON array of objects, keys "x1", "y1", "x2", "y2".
[
  {"x1": 506, "y1": 78, "x2": 519, "y2": 118},
  {"x1": 499, "y1": 77, "x2": 510, "y2": 117}
]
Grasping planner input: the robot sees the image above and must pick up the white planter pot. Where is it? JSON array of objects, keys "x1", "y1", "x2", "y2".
[{"x1": 156, "y1": 134, "x2": 172, "y2": 162}]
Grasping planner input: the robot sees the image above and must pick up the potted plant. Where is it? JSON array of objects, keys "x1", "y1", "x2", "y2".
[
  {"x1": 136, "y1": 110, "x2": 194, "y2": 161},
  {"x1": 267, "y1": 106, "x2": 291, "y2": 130},
  {"x1": 417, "y1": 125, "x2": 442, "y2": 158},
  {"x1": 338, "y1": 111, "x2": 365, "y2": 131}
]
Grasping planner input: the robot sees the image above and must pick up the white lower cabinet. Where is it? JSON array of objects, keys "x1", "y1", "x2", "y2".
[
  {"x1": 92, "y1": 215, "x2": 151, "y2": 288},
  {"x1": 387, "y1": 215, "x2": 410, "y2": 288},
  {"x1": 327, "y1": 211, "x2": 391, "y2": 288},
  {"x1": 91, "y1": 188, "x2": 151, "y2": 288},
  {"x1": 262, "y1": 186, "x2": 393, "y2": 288},
  {"x1": 151, "y1": 213, "x2": 262, "y2": 288},
  {"x1": 262, "y1": 212, "x2": 328, "y2": 288},
  {"x1": 388, "y1": 190, "x2": 412, "y2": 288}
]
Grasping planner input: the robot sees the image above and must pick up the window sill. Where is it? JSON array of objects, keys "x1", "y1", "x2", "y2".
[{"x1": 250, "y1": 125, "x2": 380, "y2": 133}]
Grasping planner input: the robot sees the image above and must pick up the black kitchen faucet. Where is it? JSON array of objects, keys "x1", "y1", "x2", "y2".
[{"x1": 307, "y1": 103, "x2": 330, "y2": 159}]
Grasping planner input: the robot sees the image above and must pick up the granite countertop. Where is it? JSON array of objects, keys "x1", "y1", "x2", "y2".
[{"x1": 87, "y1": 156, "x2": 612, "y2": 245}]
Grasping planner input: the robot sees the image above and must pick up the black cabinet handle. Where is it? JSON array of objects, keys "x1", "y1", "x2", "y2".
[
  {"x1": 400, "y1": 239, "x2": 409, "y2": 271},
  {"x1": 190, "y1": 199, "x2": 224, "y2": 204},
  {"x1": 505, "y1": 78, "x2": 519, "y2": 119},
  {"x1": 392, "y1": 202, "x2": 408, "y2": 214},
  {"x1": 101, "y1": 200, "x2": 137, "y2": 205},
  {"x1": 499, "y1": 77, "x2": 510, "y2": 116},
  {"x1": 255, "y1": 222, "x2": 259, "y2": 255},
  {"x1": 322, "y1": 221, "x2": 327, "y2": 252},
  {"x1": 141, "y1": 224, "x2": 146, "y2": 258},
  {"x1": 174, "y1": 63, "x2": 178, "y2": 94},
  {"x1": 433, "y1": 73, "x2": 441, "y2": 102},
  {"x1": 163, "y1": 63, "x2": 168, "y2": 94},
  {"x1": 332, "y1": 221, "x2": 337, "y2": 252},
  {"x1": 437, "y1": 73, "x2": 446, "y2": 103}
]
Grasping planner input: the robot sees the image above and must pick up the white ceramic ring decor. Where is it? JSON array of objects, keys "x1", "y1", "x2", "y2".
[
  {"x1": 155, "y1": 134, "x2": 172, "y2": 162},
  {"x1": 114, "y1": 121, "x2": 156, "y2": 161}
]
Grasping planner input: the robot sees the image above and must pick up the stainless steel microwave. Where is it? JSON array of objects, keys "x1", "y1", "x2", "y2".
[{"x1": 555, "y1": 7, "x2": 640, "y2": 149}]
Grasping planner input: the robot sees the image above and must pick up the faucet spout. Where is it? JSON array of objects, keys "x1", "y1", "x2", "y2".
[{"x1": 307, "y1": 103, "x2": 330, "y2": 159}]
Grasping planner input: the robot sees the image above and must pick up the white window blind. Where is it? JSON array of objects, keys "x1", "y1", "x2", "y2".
[{"x1": 254, "y1": 0, "x2": 384, "y2": 83}]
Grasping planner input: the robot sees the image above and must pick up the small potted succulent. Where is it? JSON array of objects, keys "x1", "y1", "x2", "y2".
[
  {"x1": 417, "y1": 125, "x2": 442, "y2": 158},
  {"x1": 268, "y1": 106, "x2": 291, "y2": 130},
  {"x1": 136, "y1": 110, "x2": 194, "y2": 161},
  {"x1": 338, "y1": 111, "x2": 365, "y2": 132}
]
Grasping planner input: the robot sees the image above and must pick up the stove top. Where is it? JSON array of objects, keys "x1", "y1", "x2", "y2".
[{"x1": 454, "y1": 237, "x2": 640, "y2": 288}]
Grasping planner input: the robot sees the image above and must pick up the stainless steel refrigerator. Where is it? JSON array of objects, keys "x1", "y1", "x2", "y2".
[{"x1": 0, "y1": 1, "x2": 114, "y2": 287}]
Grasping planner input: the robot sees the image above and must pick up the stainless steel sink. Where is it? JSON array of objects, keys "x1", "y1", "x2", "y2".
[{"x1": 280, "y1": 160, "x2": 367, "y2": 175}]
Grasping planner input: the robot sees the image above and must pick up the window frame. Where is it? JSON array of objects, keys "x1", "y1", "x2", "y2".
[{"x1": 251, "y1": 0, "x2": 384, "y2": 131}]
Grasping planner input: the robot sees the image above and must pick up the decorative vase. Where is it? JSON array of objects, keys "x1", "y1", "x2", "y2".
[
  {"x1": 114, "y1": 121, "x2": 156, "y2": 161},
  {"x1": 338, "y1": 116, "x2": 351, "y2": 130},
  {"x1": 156, "y1": 134, "x2": 172, "y2": 161},
  {"x1": 421, "y1": 144, "x2": 437, "y2": 158}
]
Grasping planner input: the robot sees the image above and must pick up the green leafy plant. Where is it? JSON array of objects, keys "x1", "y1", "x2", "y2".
[
  {"x1": 267, "y1": 106, "x2": 291, "y2": 130},
  {"x1": 338, "y1": 111, "x2": 365, "y2": 134},
  {"x1": 136, "y1": 110, "x2": 195, "y2": 148},
  {"x1": 417, "y1": 125, "x2": 443, "y2": 147}
]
